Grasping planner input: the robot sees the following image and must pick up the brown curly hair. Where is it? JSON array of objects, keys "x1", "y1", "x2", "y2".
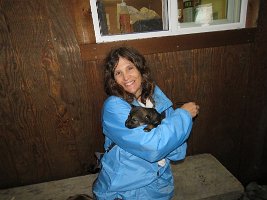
[{"x1": 104, "y1": 46, "x2": 155, "y2": 105}]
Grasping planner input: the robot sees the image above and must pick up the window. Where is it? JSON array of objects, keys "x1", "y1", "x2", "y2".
[{"x1": 90, "y1": 0, "x2": 248, "y2": 43}]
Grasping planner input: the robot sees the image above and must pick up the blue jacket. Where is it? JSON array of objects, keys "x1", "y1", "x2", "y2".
[{"x1": 93, "y1": 86, "x2": 192, "y2": 200}]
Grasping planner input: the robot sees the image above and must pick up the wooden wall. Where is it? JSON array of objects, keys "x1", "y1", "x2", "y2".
[{"x1": 0, "y1": 0, "x2": 266, "y2": 189}]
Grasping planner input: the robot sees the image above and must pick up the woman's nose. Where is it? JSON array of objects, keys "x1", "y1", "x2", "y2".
[{"x1": 122, "y1": 72, "x2": 130, "y2": 80}]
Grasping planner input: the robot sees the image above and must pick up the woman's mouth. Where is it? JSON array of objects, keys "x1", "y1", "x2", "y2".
[{"x1": 125, "y1": 80, "x2": 135, "y2": 87}]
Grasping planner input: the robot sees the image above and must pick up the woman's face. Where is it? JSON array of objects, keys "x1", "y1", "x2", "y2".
[{"x1": 114, "y1": 57, "x2": 142, "y2": 98}]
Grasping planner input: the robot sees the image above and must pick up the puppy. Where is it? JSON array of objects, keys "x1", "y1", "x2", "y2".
[{"x1": 125, "y1": 105, "x2": 165, "y2": 132}]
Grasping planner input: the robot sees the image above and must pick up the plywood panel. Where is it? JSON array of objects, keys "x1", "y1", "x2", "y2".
[
  {"x1": 0, "y1": 0, "x2": 104, "y2": 188},
  {"x1": 145, "y1": 44, "x2": 251, "y2": 177}
]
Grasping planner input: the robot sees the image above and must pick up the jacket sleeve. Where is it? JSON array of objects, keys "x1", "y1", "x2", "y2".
[
  {"x1": 102, "y1": 96, "x2": 192, "y2": 163},
  {"x1": 164, "y1": 107, "x2": 189, "y2": 161}
]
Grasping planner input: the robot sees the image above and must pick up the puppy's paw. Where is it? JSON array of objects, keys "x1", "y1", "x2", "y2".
[{"x1": 143, "y1": 127, "x2": 152, "y2": 132}]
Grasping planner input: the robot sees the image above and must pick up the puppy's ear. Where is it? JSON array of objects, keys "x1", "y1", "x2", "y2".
[
  {"x1": 130, "y1": 104, "x2": 136, "y2": 108},
  {"x1": 160, "y1": 111, "x2": 166, "y2": 119}
]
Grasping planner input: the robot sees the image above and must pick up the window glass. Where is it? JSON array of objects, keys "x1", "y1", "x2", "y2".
[
  {"x1": 97, "y1": 0, "x2": 167, "y2": 36},
  {"x1": 178, "y1": 0, "x2": 242, "y2": 28}
]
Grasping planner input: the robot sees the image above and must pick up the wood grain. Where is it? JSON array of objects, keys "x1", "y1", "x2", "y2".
[{"x1": 0, "y1": 0, "x2": 266, "y2": 189}]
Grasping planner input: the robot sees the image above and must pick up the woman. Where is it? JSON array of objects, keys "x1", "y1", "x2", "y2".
[{"x1": 93, "y1": 46, "x2": 199, "y2": 199}]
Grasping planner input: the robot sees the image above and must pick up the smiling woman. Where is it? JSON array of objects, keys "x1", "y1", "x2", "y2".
[
  {"x1": 92, "y1": 46, "x2": 199, "y2": 199},
  {"x1": 103, "y1": 46, "x2": 155, "y2": 105}
]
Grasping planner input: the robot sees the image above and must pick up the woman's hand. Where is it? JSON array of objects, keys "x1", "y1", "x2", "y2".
[{"x1": 180, "y1": 102, "x2": 200, "y2": 118}]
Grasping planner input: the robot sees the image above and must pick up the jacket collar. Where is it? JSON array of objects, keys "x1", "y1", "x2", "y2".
[{"x1": 131, "y1": 86, "x2": 172, "y2": 113}]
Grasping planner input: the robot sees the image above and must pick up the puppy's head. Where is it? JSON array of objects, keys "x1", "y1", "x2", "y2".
[
  {"x1": 125, "y1": 106, "x2": 149, "y2": 129},
  {"x1": 125, "y1": 105, "x2": 160, "y2": 129}
]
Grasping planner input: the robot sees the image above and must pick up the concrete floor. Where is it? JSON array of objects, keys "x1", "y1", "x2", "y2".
[{"x1": 0, "y1": 154, "x2": 244, "y2": 200}]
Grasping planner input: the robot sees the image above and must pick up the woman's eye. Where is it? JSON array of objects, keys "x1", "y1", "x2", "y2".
[
  {"x1": 114, "y1": 71, "x2": 121, "y2": 76},
  {"x1": 128, "y1": 65, "x2": 134, "y2": 70}
]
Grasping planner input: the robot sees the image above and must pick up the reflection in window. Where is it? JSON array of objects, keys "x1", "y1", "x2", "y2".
[
  {"x1": 178, "y1": 0, "x2": 242, "y2": 27},
  {"x1": 96, "y1": 0, "x2": 168, "y2": 36}
]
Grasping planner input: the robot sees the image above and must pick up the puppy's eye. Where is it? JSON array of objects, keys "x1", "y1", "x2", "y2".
[
  {"x1": 131, "y1": 118, "x2": 138, "y2": 122},
  {"x1": 145, "y1": 115, "x2": 150, "y2": 120}
]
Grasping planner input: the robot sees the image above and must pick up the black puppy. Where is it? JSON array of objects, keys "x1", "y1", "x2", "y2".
[{"x1": 125, "y1": 105, "x2": 165, "y2": 132}]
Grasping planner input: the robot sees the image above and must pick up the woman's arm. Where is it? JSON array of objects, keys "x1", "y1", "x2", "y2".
[
  {"x1": 164, "y1": 106, "x2": 188, "y2": 161},
  {"x1": 102, "y1": 96, "x2": 193, "y2": 163}
]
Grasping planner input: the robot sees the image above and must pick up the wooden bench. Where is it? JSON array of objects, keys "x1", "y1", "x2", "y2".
[
  {"x1": 0, "y1": 154, "x2": 244, "y2": 200},
  {"x1": 172, "y1": 153, "x2": 244, "y2": 200}
]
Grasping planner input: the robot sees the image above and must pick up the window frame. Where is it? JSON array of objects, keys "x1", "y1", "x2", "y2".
[{"x1": 90, "y1": 0, "x2": 248, "y2": 43}]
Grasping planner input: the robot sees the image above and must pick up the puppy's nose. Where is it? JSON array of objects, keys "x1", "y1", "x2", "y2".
[{"x1": 125, "y1": 120, "x2": 129, "y2": 127}]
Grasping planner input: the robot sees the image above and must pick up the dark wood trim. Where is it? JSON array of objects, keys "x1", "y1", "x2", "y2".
[{"x1": 80, "y1": 28, "x2": 257, "y2": 61}]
